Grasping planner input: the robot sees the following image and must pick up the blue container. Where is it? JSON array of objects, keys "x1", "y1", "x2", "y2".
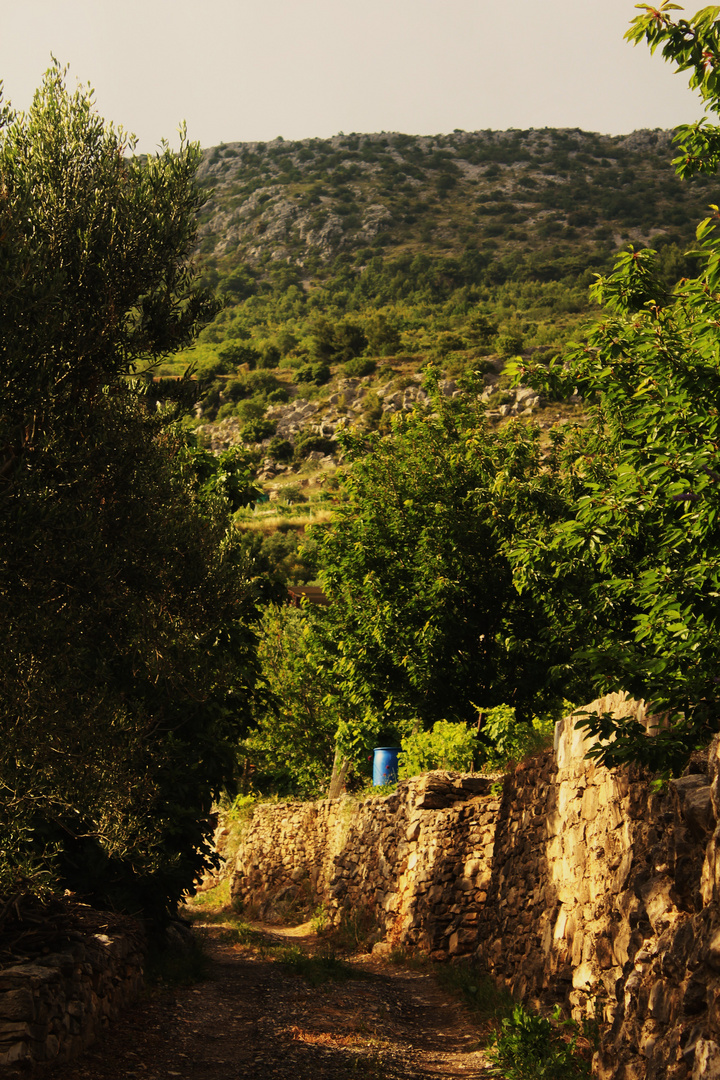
[{"x1": 373, "y1": 746, "x2": 400, "y2": 786}]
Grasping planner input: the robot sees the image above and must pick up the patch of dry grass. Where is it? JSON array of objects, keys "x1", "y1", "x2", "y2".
[{"x1": 236, "y1": 508, "x2": 333, "y2": 533}]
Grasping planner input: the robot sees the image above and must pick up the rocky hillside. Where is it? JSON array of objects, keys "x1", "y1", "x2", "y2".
[
  {"x1": 194, "y1": 127, "x2": 713, "y2": 273},
  {"x1": 159, "y1": 126, "x2": 719, "y2": 547}
]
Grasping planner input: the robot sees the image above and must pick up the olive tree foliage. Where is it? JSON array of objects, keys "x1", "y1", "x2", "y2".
[
  {"x1": 0, "y1": 67, "x2": 257, "y2": 921},
  {"x1": 510, "y1": 4, "x2": 720, "y2": 774},
  {"x1": 311, "y1": 373, "x2": 580, "y2": 767}
]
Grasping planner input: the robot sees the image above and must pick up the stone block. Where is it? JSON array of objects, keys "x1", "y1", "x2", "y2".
[
  {"x1": 572, "y1": 962, "x2": 595, "y2": 990},
  {"x1": 448, "y1": 928, "x2": 477, "y2": 956},
  {"x1": 405, "y1": 820, "x2": 421, "y2": 842},
  {"x1": 0, "y1": 988, "x2": 35, "y2": 1022},
  {"x1": 707, "y1": 928, "x2": 720, "y2": 972},
  {"x1": 0, "y1": 1041, "x2": 29, "y2": 1065},
  {"x1": 581, "y1": 786, "x2": 600, "y2": 821},
  {"x1": 647, "y1": 980, "x2": 677, "y2": 1019}
]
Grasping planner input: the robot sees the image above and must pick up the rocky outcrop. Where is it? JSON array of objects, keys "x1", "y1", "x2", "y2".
[
  {"x1": 231, "y1": 695, "x2": 720, "y2": 1078},
  {"x1": 195, "y1": 372, "x2": 548, "y2": 460}
]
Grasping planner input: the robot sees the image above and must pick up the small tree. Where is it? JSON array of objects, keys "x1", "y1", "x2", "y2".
[{"x1": 244, "y1": 605, "x2": 341, "y2": 797}]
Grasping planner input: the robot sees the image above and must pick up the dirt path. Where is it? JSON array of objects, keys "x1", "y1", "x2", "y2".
[{"x1": 54, "y1": 916, "x2": 495, "y2": 1080}]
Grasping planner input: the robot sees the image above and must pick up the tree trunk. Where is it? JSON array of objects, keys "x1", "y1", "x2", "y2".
[{"x1": 327, "y1": 747, "x2": 350, "y2": 799}]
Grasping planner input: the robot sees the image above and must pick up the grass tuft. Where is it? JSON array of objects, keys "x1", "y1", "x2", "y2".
[{"x1": 273, "y1": 944, "x2": 360, "y2": 986}]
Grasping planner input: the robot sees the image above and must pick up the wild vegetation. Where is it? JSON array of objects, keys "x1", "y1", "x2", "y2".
[
  {"x1": 6, "y1": 3, "x2": 720, "y2": 930},
  {"x1": 239, "y1": 2, "x2": 720, "y2": 796},
  {"x1": 185, "y1": 123, "x2": 711, "y2": 380}
]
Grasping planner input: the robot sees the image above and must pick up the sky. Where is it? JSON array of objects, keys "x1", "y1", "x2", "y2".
[{"x1": 0, "y1": 0, "x2": 708, "y2": 155}]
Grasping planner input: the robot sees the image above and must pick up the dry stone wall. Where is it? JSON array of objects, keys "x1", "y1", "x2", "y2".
[
  {"x1": 232, "y1": 695, "x2": 720, "y2": 1079},
  {"x1": 0, "y1": 924, "x2": 144, "y2": 1068}
]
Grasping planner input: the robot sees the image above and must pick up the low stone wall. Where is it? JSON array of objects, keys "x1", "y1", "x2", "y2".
[
  {"x1": 0, "y1": 924, "x2": 145, "y2": 1068},
  {"x1": 231, "y1": 694, "x2": 720, "y2": 1079}
]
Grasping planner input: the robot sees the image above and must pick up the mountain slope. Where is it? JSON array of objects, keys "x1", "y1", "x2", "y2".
[{"x1": 194, "y1": 127, "x2": 712, "y2": 275}]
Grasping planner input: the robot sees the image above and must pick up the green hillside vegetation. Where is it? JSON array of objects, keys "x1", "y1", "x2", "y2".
[
  {"x1": 151, "y1": 126, "x2": 717, "y2": 522},
  {"x1": 231, "y1": 12, "x2": 720, "y2": 797},
  {"x1": 170, "y1": 126, "x2": 713, "y2": 384},
  {"x1": 9, "y1": 3, "x2": 720, "y2": 928}
]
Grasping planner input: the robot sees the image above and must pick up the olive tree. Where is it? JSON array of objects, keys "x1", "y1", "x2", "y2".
[{"x1": 0, "y1": 66, "x2": 256, "y2": 922}]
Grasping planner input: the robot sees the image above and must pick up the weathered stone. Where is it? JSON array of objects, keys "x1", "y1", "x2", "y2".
[
  {"x1": 693, "y1": 1037, "x2": 720, "y2": 1079},
  {"x1": 405, "y1": 820, "x2": 421, "y2": 842},
  {"x1": 706, "y1": 928, "x2": 720, "y2": 971},
  {"x1": 448, "y1": 928, "x2": 477, "y2": 956},
  {"x1": 0, "y1": 988, "x2": 35, "y2": 1021},
  {"x1": 226, "y1": 699, "x2": 720, "y2": 1080}
]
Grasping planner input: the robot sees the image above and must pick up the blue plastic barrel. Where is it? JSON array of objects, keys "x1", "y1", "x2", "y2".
[{"x1": 373, "y1": 747, "x2": 400, "y2": 786}]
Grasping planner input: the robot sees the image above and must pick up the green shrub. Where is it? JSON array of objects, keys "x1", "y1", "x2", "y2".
[
  {"x1": 243, "y1": 371, "x2": 281, "y2": 396},
  {"x1": 218, "y1": 340, "x2": 258, "y2": 368},
  {"x1": 487, "y1": 1004, "x2": 593, "y2": 1079},
  {"x1": 342, "y1": 357, "x2": 376, "y2": 378},
  {"x1": 398, "y1": 719, "x2": 477, "y2": 778},
  {"x1": 267, "y1": 436, "x2": 294, "y2": 462},
  {"x1": 496, "y1": 330, "x2": 524, "y2": 357},
  {"x1": 236, "y1": 399, "x2": 266, "y2": 422},
  {"x1": 241, "y1": 418, "x2": 276, "y2": 443},
  {"x1": 224, "y1": 378, "x2": 247, "y2": 402},
  {"x1": 295, "y1": 362, "x2": 331, "y2": 385},
  {"x1": 294, "y1": 433, "x2": 335, "y2": 460},
  {"x1": 479, "y1": 705, "x2": 554, "y2": 770},
  {"x1": 258, "y1": 343, "x2": 281, "y2": 369},
  {"x1": 366, "y1": 314, "x2": 401, "y2": 356},
  {"x1": 195, "y1": 356, "x2": 233, "y2": 380},
  {"x1": 280, "y1": 483, "x2": 307, "y2": 505}
]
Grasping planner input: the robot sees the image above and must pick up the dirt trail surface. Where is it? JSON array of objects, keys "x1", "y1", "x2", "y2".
[{"x1": 52, "y1": 917, "x2": 495, "y2": 1080}]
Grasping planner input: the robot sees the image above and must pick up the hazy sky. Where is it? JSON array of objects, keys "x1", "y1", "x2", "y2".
[{"x1": 0, "y1": 0, "x2": 708, "y2": 154}]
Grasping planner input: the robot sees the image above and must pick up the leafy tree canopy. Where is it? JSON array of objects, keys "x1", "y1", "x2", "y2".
[
  {"x1": 0, "y1": 66, "x2": 256, "y2": 922},
  {"x1": 310, "y1": 372, "x2": 581, "y2": 763},
  {"x1": 510, "y1": 3, "x2": 720, "y2": 773}
]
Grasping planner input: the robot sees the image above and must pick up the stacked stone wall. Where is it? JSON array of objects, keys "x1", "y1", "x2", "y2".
[
  {"x1": 0, "y1": 925, "x2": 145, "y2": 1068},
  {"x1": 232, "y1": 695, "x2": 720, "y2": 1078}
]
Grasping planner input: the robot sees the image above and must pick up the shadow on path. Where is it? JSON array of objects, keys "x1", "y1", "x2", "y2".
[{"x1": 53, "y1": 917, "x2": 494, "y2": 1080}]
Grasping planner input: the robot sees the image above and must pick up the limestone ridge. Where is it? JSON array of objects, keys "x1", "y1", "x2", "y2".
[
  {"x1": 195, "y1": 129, "x2": 701, "y2": 270},
  {"x1": 232, "y1": 695, "x2": 720, "y2": 1079}
]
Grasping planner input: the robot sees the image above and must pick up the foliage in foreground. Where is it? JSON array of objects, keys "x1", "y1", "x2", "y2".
[
  {"x1": 487, "y1": 1004, "x2": 593, "y2": 1079},
  {"x1": 242, "y1": 603, "x2": 344, "y2": 796},
  {"x1": 0, "y1": 67, "x2": 257, "y2": 920},
  {"x1": 398, "y1": 720, "x2": 478, "y2": 778},
  {"x1": 509, "y1": 4, "x2": 720, "y2": 772}
]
